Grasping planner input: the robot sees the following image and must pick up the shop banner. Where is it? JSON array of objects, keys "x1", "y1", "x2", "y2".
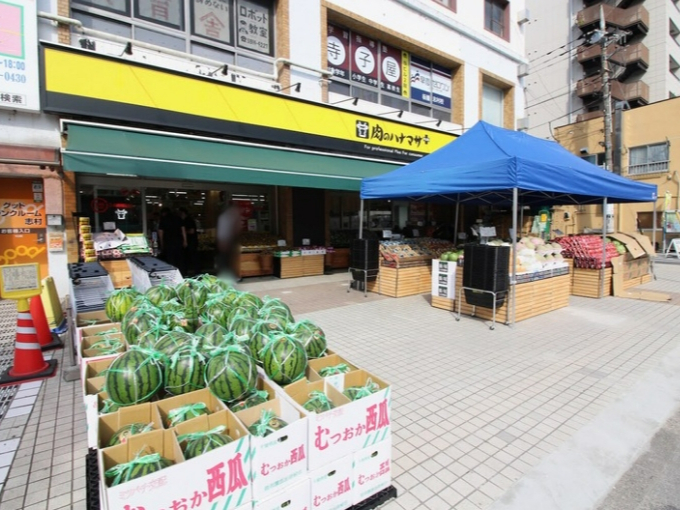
[
  {"x1": 236, "y1": 0, "x2": 272, "y2": 55},
  {"x1": 327, "y1": 24, "x2": 350, "y2": 81},
  {"x1": 136, "y1": 0, "x2": 183, "y2": 29},
  {"x1": 351, "y1": 33, "x2": 378, "y2": 88},
  {"x1": 193, "y1": 0, "x2": 232, "y2": 44},
  {"x1": 0, "y1": 0, "x2": 40, "y2": 111},
  {"x1": 409, "y1": 56, "x2": 432, "y2": 104},
  {"x1": 0, "y1": 178, "x2": 48, "y2": 278},
  {"x1": 432, "y1": 65, "x2": 452, "y2": 109},
  {"x1": 379, "y1": 43, "x2": 404, "y2": 96}
]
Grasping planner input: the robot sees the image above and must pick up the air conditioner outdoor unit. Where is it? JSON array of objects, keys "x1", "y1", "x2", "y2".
[
  {"x1": 517, "y1": 117, "x2": 530, "y2": 131},
  {"x1": 518, "y1": 63, "x2": 529, "y2": 77}
]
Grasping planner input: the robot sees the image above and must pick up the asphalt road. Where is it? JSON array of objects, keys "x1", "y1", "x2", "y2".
[{"x1": 598, "y1": 407, "x2": 680, "y2": 510}]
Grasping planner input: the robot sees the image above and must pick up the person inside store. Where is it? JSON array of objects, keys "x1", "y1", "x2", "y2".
[
  {"x1": 179, "y1": 207, "x2": 199, "y2": 276},
  {"x1": 216, "y1": 202, "x2": 242, "y2": 281},
  {"x1": 158, "y1": 207, "x2": 186, "y2": 270}
]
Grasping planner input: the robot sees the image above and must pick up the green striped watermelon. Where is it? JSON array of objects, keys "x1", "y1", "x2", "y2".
[
  {"x1": 303, "y1": 391, "x2": 335, "y2": 413},
  {"x1": 154, "y1": 331, "x2": 196, "y2": 360},
  {"x1": 89, "y1": 337, "x2": 124, "y2": 355},
  {"x1": 105, "y1": 288, "x2": 140, "y2": 323},
  {"x1": 176, "y1": 279, "x2": 209, "y2": 310},
  {"x1": 204, "y1": 346, "x2": 258, "y2": 402},
  {"x1": 124, "y1": 309, "x2": 163, "y2": 346},
  {"x1": 228, "y1": 305, "x2": 258, "y2": 323},
  {"x1": 106, "y1": 453, "x2": 173, "y2": 487},
  {"x1": 99, "y1": 398, "x2": 119, "y2": 414},
  {"x1": 228, "y1": 390, "x2": 269, "y2": 412},
  {"x1": 228, "y1": 313, "x2": 255, "y2": 344},
  {"x1": 165, "y1": 402, "x2": 209, "y2": 428},
  {"x1": 318, "y1": 363, "x2": 351, "y2": 377},
  {"x1": 236, "y1": 292, "x2": 263, "y2": 310},
  {"x1": 248, "y1": 410, "x2": 288, "y2": 437},
  {"x1": 250, "y1": 320, "x2": 281, "y2": 364},
  {"x1": 259, "y1": 298, "x2": 294, "y2": 328},
  {"x1": 107, "y1": 423, "x2": 154, "y2": 447},
  {"x1": 105, "y1": 349, "x2": 163, "y2": 406},
  {"x1": 145, "y1": 284, "x2": 177, "y2": 307},
  {"x1": 195, "y1": 323, "x2": 232, "y2": 354},
  {"x1": 164, "y1": 346, "x2": 206, "y2": 395},
  {"x1": 288, "y1": 320, "x2": 327, "y2": 359},
  {"x1": 181, "y1": 431, "x2": 233, "y2": 460},
  {"x1": 262, "y1": 334, "x2": 307, "y2": 385},
  {"x1": 343, "y1": 379, "x2": 380, "y2": 401},
  {"x1": 198, "y1": 274, "x2": 232, "y2": 294},
  {"x1": 202, "y1": 299, "x2": 232, "y2": 329},
  {"x1": 136, "y1": 326, "x2": 170, "y2": 350}
]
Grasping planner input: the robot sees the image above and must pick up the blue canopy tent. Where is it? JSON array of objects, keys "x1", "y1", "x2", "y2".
[{"x1": 360, "y1": 121, "x2": 658, "y2": 326}]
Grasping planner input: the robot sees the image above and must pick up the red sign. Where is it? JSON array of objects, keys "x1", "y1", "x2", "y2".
[
  {"x1": 351, "y1": 33, "x2": 378, "y2": 87},
  {"x1": 327, "y1": 24, "x2": 350, "y2": 81},
  {"x1": 380, "y1": 43, "x2": 403, "y2": 96}
]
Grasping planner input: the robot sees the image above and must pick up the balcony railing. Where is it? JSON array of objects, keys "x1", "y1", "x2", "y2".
[
  {"x1": 577, "y1": 4, "x2": 649, "y2": 34},
  {"x1": 576, "y1": 110, "x2": 604, "y2": 122},
  {"x1": 628, "y1": 161, "x2": 670, "y2": 175},
  {"x1": 576, "y1": 78, "x2": 649, "y2": 104}
]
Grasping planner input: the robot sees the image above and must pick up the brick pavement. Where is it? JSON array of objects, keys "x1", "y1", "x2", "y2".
[{"x1": 0, "y1": 266, "x2": 679, "y2": 509}]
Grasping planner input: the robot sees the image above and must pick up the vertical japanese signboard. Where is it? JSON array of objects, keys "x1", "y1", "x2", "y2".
[
  {"x1": 327, "y1": 24, "x2": 350, "y2": 80},
  {"x1": 351, "y1": 33, "x2": 378, "y2": 87},
  {"x1": 0, "y1": 0, "x2": 39, "y2": 111},
  {"x1": 236, "y1": 0, "x2": 273, "y2": 55},
  {"x1": 432, "y1": 64, "x2": 452, "y2": 109},
  {"x1": 410, "y1": 56, "x2": 432, "y2": 104},
  {"x1": 0, "y1": 178, "x2": 48, "y2": 279},
  {"x1": 379, "y1": 44, "x2": 404, "y2": 96},
  {"x1": 193, "y1": 0, "x2": 232, "y2": 44}
]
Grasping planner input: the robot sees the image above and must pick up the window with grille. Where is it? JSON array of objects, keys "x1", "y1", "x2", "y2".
[
  {"x1": 485, "y1": 0, "x2": 508, "y2": 39},
  {"x1": 628, "y1": 143, "x2": 670, "y2": 175}
]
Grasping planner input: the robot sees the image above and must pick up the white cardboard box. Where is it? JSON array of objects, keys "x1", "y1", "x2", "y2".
[
  {"x1": 352, "y1": 438, "x2": 392, "y2": 505},
  {"x1": 236, "y1": 398, "x2": 308, "y2": 502},
  {"x1": 309, "y1": 455, "x2": 353, "y2": 510},
  {"x1": 252, "y1": 477, "x2": 311, "y2": 510},
  {"x1": 431, "y1": 259, "x2": 457, "y2": 298},
  {"x1": 308, "y1": 370, "x2": 391, "y2": 471}
]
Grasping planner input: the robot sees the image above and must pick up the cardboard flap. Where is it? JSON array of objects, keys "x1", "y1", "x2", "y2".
[
  {"x1": 608, "y1": 233, "x2": 645, "y2": 259},
  {"x1": 626, "y1": 232, "x2": 655, "y2": 256}
]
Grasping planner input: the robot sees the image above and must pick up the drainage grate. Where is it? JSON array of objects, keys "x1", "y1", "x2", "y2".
[{"x1": 0, "y1": 300, "x2": 19, "y2": 420}]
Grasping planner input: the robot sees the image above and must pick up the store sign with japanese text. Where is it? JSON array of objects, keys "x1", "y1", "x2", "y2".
[
  {"x1": 193, "y1": 0, "x2": 232, "y2": 44},
  {"x1": 236, "y1": 0, "x2": 272, "y2": 55},
  {"x1": 350, "y1": 33, "x2": 379, "y2": 88},
  {"x1": 0, "y1": 0, "x2": 40, "y2": 111},
  {"x1": 326, "y1": 24, "x2": 349, "y2": 80},
  {"x1": 0, "y1": 178, "x2": 48, "y2": 278}
]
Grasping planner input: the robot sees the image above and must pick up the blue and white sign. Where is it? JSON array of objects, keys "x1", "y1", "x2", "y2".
[
  {"x1": 409, "y1": 57, "x2": 431, "y2": 104},
  {"x1": 432, "y1": 65, "x2": 452, "y2": 109}
]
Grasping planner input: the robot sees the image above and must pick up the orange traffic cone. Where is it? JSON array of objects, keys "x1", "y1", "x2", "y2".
[
  {"x1": 30, "y1": 296, "x2": 63, "y2": 351},
  {"x1": 0, "y1": 298, "x2": 57, "y2": 386}
]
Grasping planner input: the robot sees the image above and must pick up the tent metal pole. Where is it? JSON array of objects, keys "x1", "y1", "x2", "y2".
[
  {"x1": 359, "y1": 199, "x2": 364, "y2": 239},
  {"x1": 652, "y1": 198, "x2": 657, "y2": 279},
  {"x1": 453, "y1": 195, "x2": 460, "y2": 244},
  {"x1": 511, "y1": 188, "x2": 518, "y2": 328},
  {"x1": 601, "y1": 198, "x2": 607, "y2": 299}
]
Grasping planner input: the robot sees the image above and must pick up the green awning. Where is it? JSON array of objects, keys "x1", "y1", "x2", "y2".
[{"x1": 62, "y1": 124, "x2": 399, "y2": 191}]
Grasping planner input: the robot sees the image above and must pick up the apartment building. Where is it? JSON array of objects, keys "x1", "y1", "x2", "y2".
[
  {"x1": 526, "y1": 0, "x2": 680, "y2": 140},
  {"x1": 2, "y1": 0, "x2": 527, "y2": 293}
]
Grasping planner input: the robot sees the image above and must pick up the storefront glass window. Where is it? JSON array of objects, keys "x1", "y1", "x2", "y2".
[{"x1": 78, "y1": 185, "x2": 144, "y2": 233}]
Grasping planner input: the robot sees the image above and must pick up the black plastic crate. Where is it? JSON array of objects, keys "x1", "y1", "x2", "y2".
[
  {"x1": 464, "y1": 289, "x2": 507, "y2": 309},
  {"x1": 351, "y1": 239, "x2": 380, "y2": 270},
  {"x1": 463, "y1": 244, "x2": 510, "y2": 292},
  {"x1": 68, "y1": 262, "x2": 108, "y2": 280}
]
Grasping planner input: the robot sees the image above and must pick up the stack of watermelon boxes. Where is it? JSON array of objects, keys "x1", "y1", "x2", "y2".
[{"x1": 78, "y1": 319, "x2": 392, "y2": 510}]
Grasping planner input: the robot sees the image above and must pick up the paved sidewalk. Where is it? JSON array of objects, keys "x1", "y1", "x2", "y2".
[{"x1": 1, "y1": 265, "x2": 680, "y2": 509}]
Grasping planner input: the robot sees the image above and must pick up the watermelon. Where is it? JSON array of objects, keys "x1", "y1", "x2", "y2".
[
  {"x1": 259, "y1": 298, "x2": 294, "y2": 328},
  {"x1": 176, "y1": 279, "x2": 209, "y2": 310},
  {"x1": 250, "y1": 320, "x2": 281, "y2": 364},
  {"x1": 195, "y1": 323, "x2": 232, "y2": 354},
  {"x1": 106, "y1": 453, "x2": 173, "y2": 487},
  {"x1": 124, "y1": 308, "x2": 163, "y2": 345},
  {"x1": 89, "y1": 337, "x2": 124, "y2": 355},
  {"x1": 154, "y1": 331, "x2": 196, "y2": 360},
  {"x1": 163, "y1": 308, "x2": 198, "y2": 333},
  {"x1": 228, "y1": 305, "x2": 258, "y2": 323},
  {"x1": 164, "y1": 346, "x2": 206, "y2": 395},
  {"x1": 236, "y1": 292, "x2": 263, "y2": 311},
  {"x1": 136, "y1": 326, "x2": 170, "y2": 350},
  {"x1": 204, "y1": 346, "x2": 258, "y2": 402},
  {"x1": 228, "y1": 313, "x2": 255, "y2": 344},
  {"x1": 228, "y1": 390, "x2": 269, "y2": 413},
  {"x1": 262, "y1": 334, "x2": 307, "y2": 385},
  {"x1": 318, "y1": 363, "x2": 351, "y2": 377},
  {"x1": 105, "y1": 288, "x2": 140, "y2": 323},
  {"x1": 105, "y1": 349, "x2": 163, "y2": 406},
  {"x1": 179, "y1": 429, "x2": 233, "y2": 460},
  {"x1": 343, "y1": 379, "x2": 380, "y2": 401},
  {"x1": 99, "y1": 398, "x2": 119, "y2": 414},
  {"x1": 202, "y1": 298, "x2": 232, "y2": 329},
  {"x1": 303, "y1": 390, "x2": 335, "y2": 413},
  {"x1": 288, "y1": 320, "x2": 327, "y2": 359},
  {"x1": 198, "y1": 274, "x2": 231, "y2": 294},
  {"x1": 145, "y1": 284, "x2": 177, "y2": 307},
  {"x1": 107, "y1": 423, "x2": 154, "y2": 447},
  {"x1": 248, "y1": 409, "x2": 288, "y2": 437},
  {"x1": 165, "y1": 402, "x2": 209, "y2": 428}
]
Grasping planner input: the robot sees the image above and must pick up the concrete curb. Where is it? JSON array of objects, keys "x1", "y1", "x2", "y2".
[{"x1": 488, "y1": 341, "x2": 680, "y2": 510}]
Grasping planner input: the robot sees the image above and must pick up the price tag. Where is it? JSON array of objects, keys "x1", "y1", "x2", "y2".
[
  {"x1": 277, "y1": 240, "x2": 286, "y2": 247},
  {"x1": 0, "y1": 263, "x2": 40, "y2": 299},
  {"x1": 103, "y1": 222, "x2": 116, "y2": 231},
  {"x1": 302, "y1": 239, "x2": 310, "y2": 246},
  {"x1": 382, "y1": 230, "x2": 392, "y2": 239}
]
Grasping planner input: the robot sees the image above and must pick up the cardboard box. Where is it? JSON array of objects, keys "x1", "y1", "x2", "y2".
[
  {"x1": 76, "y1": 310, "x2": 111, "y2": 327},
  {"x1": 352, "y1": 438, "x2": 392, "y2": 505},
  {"x1": 84, "y1": 376, "x2": 106, "y2": 397},
  {"x1": 236, "y1": 398, "x2": 308, "y2": 502},
  {"x1": 81, "y1": 357, "x2": 115, "y2": 382},
  {"x1": 155, "y1": 388, "x2": 228, "y2": 429},
  {"x1": 432, "y1": 259, "x2": 457, "y2": 299},
  {"x1": 80, "y1": 334, "x2": 125, "y2": 361},
  {"x1": 98, "y1": 403, "x2": 163, "y2": 449},
  {"x1": 283, "y1": 378, "x2": 351, "y2": 416},
  {"x1": 307, "y1": 370, "x2": 391, "y2": 471},
  {"x1": 252, "y1": 478, "x2": 311, "y2": 510},
  {"x1": 308, "y1": 354, "x2": 359, "y2": 392},
  {"x1": 85, "y1": 394, "x2": 100, "y2": 449},
  {"x1": 80, "y1": 323, "x2": 122, "y2": 338},
  {"x1": 309, "y1": 455, "x2": 353, "y2": 510}
]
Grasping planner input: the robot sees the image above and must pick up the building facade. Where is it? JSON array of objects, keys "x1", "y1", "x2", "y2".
[
  {"x1": 1, "y1": 0, "x2": 527, "y2": 295},
  {"x1": 526, "y1": 0, "x2": 680, "y2": 140},
  {"x1": 555, "y1": 97, "x2": 680, "y2": 250}
]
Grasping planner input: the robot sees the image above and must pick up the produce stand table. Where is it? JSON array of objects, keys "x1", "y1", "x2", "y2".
[
  {"x1": 274, "y1": 253, "x2": 325, "y2": 278},
  {"x1": 236, "y1": 247, "x2": 275, "y2": 278},
  {"x1": 367, "y1": 261, "x2": 432, "y2": 298},
  {"x1": 325, "y1": 247, "x2": 350, "y2": 269},
  {"x1": 432, "y1": 266, "x2": 571, "y2": 324}
]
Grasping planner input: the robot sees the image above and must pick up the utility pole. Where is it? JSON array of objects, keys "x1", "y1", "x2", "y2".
[{"x1": 600, "y1": 5, "x2": 613, "y2": 174}]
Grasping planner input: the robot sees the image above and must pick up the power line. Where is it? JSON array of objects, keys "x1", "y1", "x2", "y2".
[{"x1": 528, "y1": 35, "x2": 585, "y2": 65}]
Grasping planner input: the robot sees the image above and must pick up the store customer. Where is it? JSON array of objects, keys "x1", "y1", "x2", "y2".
[
  {"x1": 216, "y1": 203, "x2": 241, "y2": 281},
  {"x1": 158, "y1": 207, "x2": 186, "y2": 270},
  {"x1": 179, "y1": 207, "x2": 199, "y2": 276}
]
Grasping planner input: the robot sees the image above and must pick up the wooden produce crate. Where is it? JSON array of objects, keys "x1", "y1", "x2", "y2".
[
  {"x1": 431, "y1": 295, "x2": 455, "y2": 311},
  {"x1": 237, "y1": 250, "x2": 274, "y2": 278},
  {"x1": 572, "y1": 268, "x2": 613, "y2": 298},
  {"x1": 367, "y1": 265, "x2": 432, "y2": 298},
  {"x1": 99, "y1": 259, "x2": 132, "y2": 289},
  {"x1": 325, "y1": 248, "x2": 350, "y2": 269},
  {"x1": 274, "y1": 255, "x2": 325, "y2": 279},
  {"x1": 302, "y1": 254, "x2": 324, "y2": 276}
]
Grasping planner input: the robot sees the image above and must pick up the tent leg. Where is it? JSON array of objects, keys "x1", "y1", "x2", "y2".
[
  {"x1": 652, "y1": 198, "x2": 657, "y2": 280},
  {"x1": 511, "y1": 188, "x2": 518, "y2": 328},
  {"x1": 453, "y1": 196, "x2": 460, "y2": 245},
  {"x1": 359, "y1": 199, "x2": 364, "y2": 239},
  {"x1": 601, "y1": 198, "x2": 608, "y2": 299}
]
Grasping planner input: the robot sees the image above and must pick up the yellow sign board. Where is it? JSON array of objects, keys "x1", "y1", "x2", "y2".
[
  {"x1": 42, "y1": 45, "x2": 455, "y2": 162},
  {"x1": 0, "y1": 263, "x2": 41, "y2": 300}
]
